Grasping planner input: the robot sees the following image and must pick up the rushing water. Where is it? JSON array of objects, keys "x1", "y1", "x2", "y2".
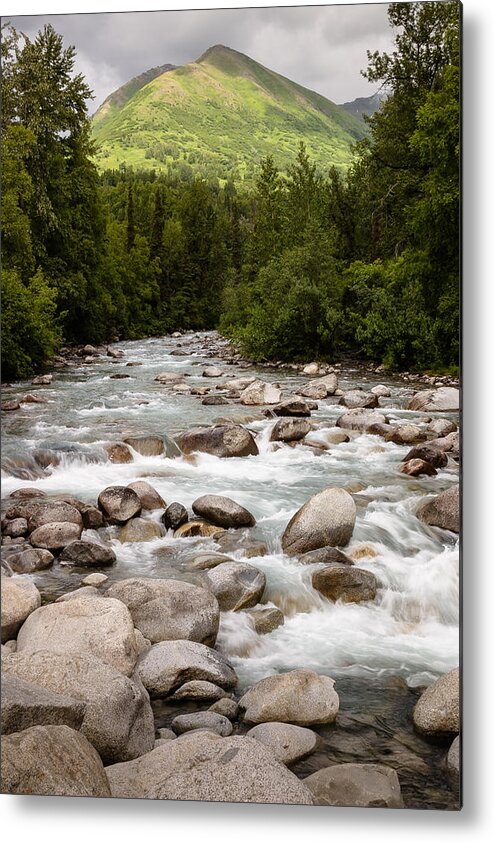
[{"x1": 1, "y1": 331, "x2": 460, "y2": 808}]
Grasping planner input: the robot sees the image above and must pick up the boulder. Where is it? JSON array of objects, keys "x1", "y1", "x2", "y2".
[
  {"x1": 1, "y1": 577, "x2": 41, "y2": 642},
  {"x1": 2, "y1": 546, "x2": 54, "y2": 574},
  {"x1": 16, "y1": 597, "x2": 138, "y2": 676},
  {"x1": 9, "y1": 488, "x2": 46, "y2": 499},
  {"x1": 1, "y1": 672, "x2": 85, "y2": 734},
  {"x1": 171, "y1": 711, "x2": 233, "y2": 737},
  {"x1": 240, "y1": 380, "x2": 282, "y2": 405},
  {"x1": 386, "y1": 424, "x2": 427, "y2": 445},
  {"x1": 270, "y1": 417, "x2": 311, "y2": 442},
  {"x1": 312, "y1": 564, "x2": 377, "y2": 603},
  {"x1": 27, "y1": 501, "x2": 83, "y2": 532},
  {"x1": 281, "y1": 487, "x2": 356, "y2": 556},
  {"x1": 202, "y1": 366, "x2": 223, "y2": 377},
  {"x1": 31, "y1": 374, "x2": 53, "y2": 385},
  {"x1": 126, "y1": 480, "x2": 165, "y2": 510},
  {"x1": 202, "y1": 395, "x2": 228, "y2": 406},
  {"x1": 105, "y1": 442, "x2": 133, "y2": 463},
  {"x1": 340, "y1": 390, "x2": 379, "y2": 409},
  {"x1": 118, "y1": 517, "x2": 162, "y2": 543},
  {"x1": 29, "y1": 521, "x2": 82, "y2": 550},
  {"x1": 177, "y1": 425, "x2": 258, "y2": 458},
  {"x1": 82, "y1": 573, "x2": 108, "y2": 586},
  {"x1": 407, "y1": 387, "x2": 460, "y2": 412},
  {"x1": 174, "y1": 520, "x2": 224, "y2": 539},
  {"x1": 187, "y1": 552, "x2": 234, "y2": 570},
  {"x1": 170, "y1": 680, "x2": 227, "y2": 702},
  {"x1": 79, "y1": 504, "x2": 105, "y2": 529},
  {"x1": 239, "y1": 669, "x2": 339, "y2": 726},
  {"x1": 244, "y1": 606, "x2": 284, "y2": 635},
  {"x1": 209, "y1": 698, "x2": 239, "y2": 720},
  {"x1": 3, "y1": 518, "x2": 28, "y2": 538},
  {"x1": 123, "y1": 435, "x2": 164, "y2": 457},
  {"x1": 192, "y1": 494, "x2": 256, "y2": 528},
  {"x1": 215, "y1": 532, "x2": 268, "y2": 558},
  {"x1": 136, "y1": 639, "x2": 237, "y2": 697},
  {"x1": 370, "y1": 384, "x2": 391, "y2": 397},
  {"x1": 416, "y1": 486, "x2": 460, "y2": 533},
  {"x1": 247, "y1": 722, "x2": 317, "y2": 765},
  {"x1": 203, "y1": 561, "x2": 266, "y2": 611},
  {"x1": 107, "y1": 347, "x2": 124, "y2": 358},
  {"x1": 58, "y1": 540, "x2": 116, "y2": 567},
  {"x1": 98, "y1": 485, "x2": 142, "y2": 523},
  {"x1": 304, "y1": 763, "x2": 404, "y2": 808},
  {"x1": 308, "y1": 429, "x2": 350, "y2": 448},
  {"x1": 1, "y1": 725, "x2": 111, "y2": 797},
  {"x1": 106, "y1": 732, "x2": 314, "y2": 804},
  {"x1": 297, "y1": 547, "x2": 354, "y2": 566},
  {"x1": 336, "y1": 410, "x2": 388, "y2": 432},
  {"x1": 299, "y1": 374, "x2": 338, "y2": 400},
  {"x1": 427, "y1": 418, "x2": 457, "y2": 437},
  {"x1": 446, "y1": 735, "x2": 460, "y2": 790},
  {"x1": 402, "y1": 444, "x2": 448, "y2": 469},
  {"x1": 2, "y1": 651, "x2": 155, "y2": 763},
  {"x1": 400, "y1": 459, "x2": 437, "y2": 477},
  {"x1": 412, "y1": 667, "x2": 460, "y2": 738},
  {"x1": 272, "y1": 400, "x2": 312, "y2": 417},
  {"x1": 1, "y1": 400, "x2": 20, "y2": 411},
  {"x1": 224, "y1": 377, "x2": 256, "y2": 390},
  {"x1": 106, "y1": 577, "x2": 219, "y2": 646},
  {"x1": 154, "y1": 371, "x2": 183, "y2": 384},
  {"x1": 56, "y1": 587, "x2": 103, "y2": 603},
  {"x1": 162, "y1": 502, "x2": 188, "y2": 530}
]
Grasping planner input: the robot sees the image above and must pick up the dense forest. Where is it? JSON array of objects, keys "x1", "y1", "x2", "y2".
[{"x1": 1, "y1": 2, "x2": 460, "y2": 381}]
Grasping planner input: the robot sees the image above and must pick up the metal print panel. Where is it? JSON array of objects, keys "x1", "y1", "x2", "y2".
[{"x1": 0, "y1": 1, "x2": 461, "y2": 810}]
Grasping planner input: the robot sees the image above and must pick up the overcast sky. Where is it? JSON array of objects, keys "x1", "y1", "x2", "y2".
[{"x1": 5, "y1": 3, "x2": 395, "y2": 113}]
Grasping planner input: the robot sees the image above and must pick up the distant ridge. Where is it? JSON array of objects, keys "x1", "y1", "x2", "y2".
[
  {"x1": 340, "y1": 91, "x2": 385, "y2": 122},
  {"x1": 92, "y1": 44, "x2": 368, "y2": 183}
]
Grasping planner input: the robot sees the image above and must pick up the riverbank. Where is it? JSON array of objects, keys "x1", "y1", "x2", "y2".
[{"x1": 1, "y1": 330, "x2": 460, "y2": 806}]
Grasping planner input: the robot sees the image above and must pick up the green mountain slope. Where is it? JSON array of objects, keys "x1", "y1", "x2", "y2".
[{"x1": 91, "y1": 45, "x2": 367, "y2": 183}]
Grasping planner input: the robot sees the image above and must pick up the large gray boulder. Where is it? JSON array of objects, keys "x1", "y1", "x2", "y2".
[
  {"x1": 118, "y1": 517, "x2": 162, "y2": 542},
  {"x1": 427, "y1": 418, "x2": 457, "y2": 437},
  {"x1": 16, "y1": 597, "x2": 138, "y2": 676},
  {"x1": 136, "y1": 639, "x2": 237, "y2": 697},
  {"x1": 340, "y1": 390, "x2": 379, "y2": 410},
  {"x1": 270, "y1": 418, "x2": 311, "y2": 443},
  {"x1": 336, "y1": 409, "x2": 387, "y2": 432},
  {"x1": 281, "y1": 487, "x2": 356, "y2": 556},
  {"x1": 1, "y1": 577, "x2": 41, "y2": 642},
  {"x1": 126, "y1": 480, "x2": 165, "y2": 509},
  {"x1": 106, "y1": 732, "x2": 314, "y2": 804},
  {"x1": 26, "y1": 501, "x2": 83, "y2": 532},
  {"x1": 407, "y1": 387, "x2": 460, "y2": 412},
  {"x1": 240, "y1": 380, "x2": 282, "y2": 405},
  {"x1": 58, "y1": 540, "x2": 116, "y2": 567},
  {"x1": 412, "y1": 667, "x2": 460, "y2": 738},
  {"x1": 386, "y1": 424, "x2": 426, "y2": 445},
  {"x1": 312, "y1": 564, "x2": 377, "y2": 603},
  {"x1": 416, "y1": 486, "x2": 460, "y2": 533},
  {"x1": 123, "y1": 435, "x2": 164, "y2": 456},
  {"x1": 29, "y1": 521, "x2": 83, "y2": 549},
  {"x1": 239, "y1": 669, "x2": 339, "y2": 726},
  {"x1": 299, "y1": 373, "x2": 337, "y2": 400},
  {"x1": 247, "y1": 722, "x2": 318, "y2": 765},
  {"x1": 170, "y1": 680, "x2": 228, "y2": 702},
  {"x1": 98, "y1": 485, "x2": 142, "y2": 523},
  {"x1": 402, "y1": 444, "x2": 448, "y2": 469},
  {"x1": 304, "y1": 763, "x2": 404, "y2": 807},
  {"x1": 171, "y1": 711, "x2": 233, "y2": 737},
  {"x1": 192, "y1": 494, "x2": 256, "y2": 528},
  {"x1": 1, "y1": 672, "x2": 85, "y2": 735},
  {"x1": 2, "y1": 651, "x2": 155, "y2": 763},
  {"x1": 1, "y1": 545, "x2": 54, "y2": 574},
  {"x1": 1, "y1": 725, "x2": 111, "y2": 797},
  {"x1": 178, "y1": 425, "x2": 259, "y2": 457},
  {"x1": 106, "y1": 577, "x2": 219, "y2": 646},
  {"x1": 203, "y1": 561, "x2": 266, "y2": 611}
]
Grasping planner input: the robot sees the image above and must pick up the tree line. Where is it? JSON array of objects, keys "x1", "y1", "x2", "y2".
[{"x1": 1, "y1": 2, "x2": 459, "y2": 381}]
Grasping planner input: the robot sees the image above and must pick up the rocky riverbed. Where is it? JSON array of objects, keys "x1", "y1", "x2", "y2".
[{"x1": 1, "y1": 331, "x2": 460, "y2": 807}]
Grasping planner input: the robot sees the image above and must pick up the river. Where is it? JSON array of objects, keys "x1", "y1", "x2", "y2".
[{"x1": 1, "y1": 330, "x2": 460, "y2": 808}]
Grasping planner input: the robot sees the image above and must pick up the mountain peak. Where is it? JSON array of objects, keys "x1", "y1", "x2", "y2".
[{"x1": 198, "y1": 44, "x2": 243, "y2": 63}]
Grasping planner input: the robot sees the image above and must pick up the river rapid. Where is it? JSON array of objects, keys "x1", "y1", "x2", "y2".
[{"x1": 1, "y1": 331, "x2": 460, "y2": 808}]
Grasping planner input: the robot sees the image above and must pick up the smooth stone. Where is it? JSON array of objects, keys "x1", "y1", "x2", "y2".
[
  {"x1": 123, "y1": 435, "x2": 164, "y2": 456},
  {"x1": 202, "y1": 366, "x2": 223, "y2": 377},
  {"x1": 118, "y1": 517, "x2": 162, "y2": 543},
  {"x1": 98, "y1": 485, "x2": 142, "y2": 524},
  {"x1": 244, "y1": 606, "x2": 284, "y2": 634},
  {"x1": 340, "y1": 390, "x2": 379, "y2": 409},
  {"x1": 270, "y1": 417, "x2": 311, "y2": 442},
  {"x1": 281, "y1": 487, "x2": 356, "y2": 556},
  {"x1": 2, "y1": 546, "x2": 54, "y2": 574},
  {"x1": 170, "y1": 680, "x2": 227, "y2": 701},
  {"x1": 1, "y1": 401, "x2": 20, "y2": 411},
  {"x1": 412, "y1": 667, "x2": 460, "y2": 738},
  {"x1": 224, "y1": 377, "x2": 256, "y2": 390},
  {"x1": 105, "y1": 442, "x2": 134, "y2": 463},
  {"x1": 80, "y1": 504, "x2": 105, "y2": 529},
  {"x1": 9, "y1": 488, "x2": 46, "y2": 499},
  {"x1": 203, "y1": 561, "x2": 266, "y2": 611},
  {"x1": 162, "y1": 502, "x2": 188, "y2": 530},
  {"x1": 407, "y1": 387, "x2": 459, "y2": 412},
  {"x1": 336, "y1": 410, "x2": 388, "y2": 432},
  {"x1": 427, "y1": 418, "x2": 457, "y2": 436},
  {"x1": 209, "y1": 698, "x2": 239, "y2": 720},
  {"x1": 105, "y1": 732, "x2": 314, "y2": 804},
  {"x1": 174, "y1": 520, "x2": 224, "y2": 539},
  {"x1": 27, "y1": 501, "x2": 83, "y2": 532},
  {"x1": 240, "y1": 380, "x2": 282, "y2": 405},
  {"x1": 187, "y1": 552, "x2": 234, "y2": 570},
  {"x1": 192, "y1": 494, "x2": 256, "y2": 528},
  {"x1": 106, "y1": 577, "x2": 219, "y2": 646},
  {"x1": 402, "y1": 444, "x2": 448, "y2": 468},
  {"x1": 214, "y1": 532, "x2": 268, "y2": 558},
  {"x1": 58, "y1": 540, "x2": 116, "y2": 567},
  {"x1": 2, "y1": 651, "x2": 154, "y2": 763},
  {"x1": 308, "y1": 429, "x2": 350, "y2": 447},
  {"x1": 16, "y1": 597, "x2": 138, "y2": 676},
  {"x1": 297, "y1": 547, "x2": 354, "y2": 566},
  {"x1": 1, "y1": 725, "x2": 111, "y2": 797},
  {"x1": 370, "y1": 384, "x2": 391, "y2": 397},
  {"x1": 247, "y1": 722, "x2": 317, "y2": 765},
  {"x1": 312, "y1": 564, "x2": 377, "y2": 603},
  {"x1": 127, "y1": 480, "x2": 165, "y2": 510},
  {"x1": 239, "y1": 669, "x2": 339, "y2": 726},
  {"x1": 56, "y1": 587, "x2": 103, "y2": 602},
  {"x1": 1, "y1": 672, "x2": 85, "y2": 734},
  {"x1": 202, "y1": 395, "x2": 228, "y2": 405},
  {"x1": 29, "y1": 521, "x2": 82, "y2": 550},
  {"x1": 82, "y1": 573, "x2": 108, "y2": 586},
  {"x1": 446, "y1": 735, "x2": 460, "y2": 790},
  {"x1": 1, "y1": 577, "x2": 41, "y2": 642},
  {"x1": 299, "y1": 373, "x2": 338, "y2": 399},
  {"x1": 177, "y1": 424, "x2": 259, "y2": 457},
  {"x1": 136, "y1": 639, "x2": 237, "y2": 697},
  {"x1": 416, "y1": 486, "x2": 460, "y2": 533},
  {"x1": 304, "y1": 763, "x2": 404, "y2": 807},
  {"x1": 400, "y1": 458, "x2": 437, "y2": 477},
  {"x1": 31, "y1": 374, "x2": 53, "y2": 384},
  {"x1": 171, "y1": 711, "x2": 233, "y2": 736},
  {"x1": 156, "y1": 727, "x2": 176, "y2": 741},
  {"x1": 3, "y1": 518, "x2": 28, "y2": 538},
  {"x1": 386, "y1": 424, "x2": 427, "y2": 445},
  {"x1": 272, "y1": 400, "x2": 312, "y2": 417}
]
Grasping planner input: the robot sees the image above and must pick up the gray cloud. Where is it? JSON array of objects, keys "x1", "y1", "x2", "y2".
[{"x1": 6, "y1": 4, "x2": 394, "y2": 112}]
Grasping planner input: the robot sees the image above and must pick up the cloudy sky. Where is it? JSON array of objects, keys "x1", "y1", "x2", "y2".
[{"x1": 5, "y1": 2, "x2": 395, "y2": 113}]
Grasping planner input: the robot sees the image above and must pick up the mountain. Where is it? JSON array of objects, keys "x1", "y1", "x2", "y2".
[
  {"x1": 340, "y1": 92, "x2": 385, "y2": 122},
  {"x1": 95, "y1": 63, "x2": 177, "y2": 118},
  {"x1": 91, "y1": 45, "x2": 368, "y2": 184}
]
